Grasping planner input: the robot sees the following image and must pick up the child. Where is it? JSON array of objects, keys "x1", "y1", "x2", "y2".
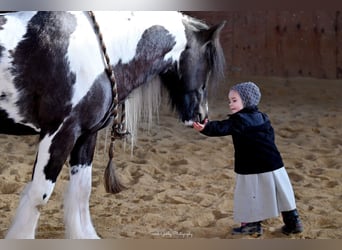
[{"x1": 193, "y1": 81, "x2": 303, "y2": 237}]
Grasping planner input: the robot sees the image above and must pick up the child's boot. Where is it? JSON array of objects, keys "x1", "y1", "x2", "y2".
[
  {"x1": 281, "y1": 209, "x2": 303, "y2": 235},
  {"x1": 232, "y1": 221, "x2": 263, "y2": 237}
]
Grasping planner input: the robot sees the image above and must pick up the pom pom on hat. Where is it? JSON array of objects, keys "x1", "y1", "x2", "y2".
[{"x1": 230, "y1": 81, "x2": 261, "y2": 107}]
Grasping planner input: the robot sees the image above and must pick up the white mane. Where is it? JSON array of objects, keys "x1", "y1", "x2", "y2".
[{"x1": 124, "y1": 76, "x2": 162, "y2": 152}]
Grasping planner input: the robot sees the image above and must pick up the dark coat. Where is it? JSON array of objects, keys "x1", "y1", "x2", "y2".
[{"x1": 200, "y1": 106, "x2": 284, "y2": 175}]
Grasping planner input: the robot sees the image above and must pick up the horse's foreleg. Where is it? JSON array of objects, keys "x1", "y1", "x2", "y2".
[
  {"x1": 64, "y1": 132, "x2": 100, "y2": 239},
  {"x1": 6, "y1": 128, "x2": 74, "y2": 239}
]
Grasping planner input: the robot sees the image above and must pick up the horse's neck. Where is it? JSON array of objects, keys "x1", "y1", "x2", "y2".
[{"x1": 113, "y1": 58, "x2": 171, "y2": 103}]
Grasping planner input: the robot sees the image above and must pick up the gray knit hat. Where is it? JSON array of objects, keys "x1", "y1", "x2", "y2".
[{"x1": 230, "y1": 81, "x2": 261, "y2": 108}]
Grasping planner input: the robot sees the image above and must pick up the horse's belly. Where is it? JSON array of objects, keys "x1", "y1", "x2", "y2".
[
  {"x1": 0, "y1": 108, "x2": 39, "y2": 135},
  {"x1": 0, "y1": 77, "x2": 40, "y2": 133},
  {"x1": 0, "y1": 64, "x2": 41, "y2": 134}
]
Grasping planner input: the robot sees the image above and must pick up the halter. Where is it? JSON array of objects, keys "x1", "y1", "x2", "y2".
[{"x1": 88, "y1": 11, "x2": 128, "y2": 192}]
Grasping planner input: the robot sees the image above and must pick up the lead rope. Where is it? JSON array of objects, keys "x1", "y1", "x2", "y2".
[{"x1": 88, "y1": 11, "x2": 127, "y2": 193}]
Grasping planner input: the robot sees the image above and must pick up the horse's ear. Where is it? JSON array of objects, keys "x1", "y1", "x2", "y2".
[{"x1": 199, "y1": 20, "x2": 226, "y2": 45}]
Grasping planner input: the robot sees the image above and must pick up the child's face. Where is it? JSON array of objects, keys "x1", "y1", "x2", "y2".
[{"x1": 228, "y1": 90, "x2": 244, "y2": 114}]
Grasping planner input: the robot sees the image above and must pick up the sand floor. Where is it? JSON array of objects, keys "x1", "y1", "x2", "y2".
[{"x1": 0, "y1": 76, "x2": 341, "y2": 239}]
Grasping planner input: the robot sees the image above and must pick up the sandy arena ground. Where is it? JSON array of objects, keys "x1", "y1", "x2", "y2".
[{"x1": 0, "y1": 76, "x2": 341, "y2": 239}]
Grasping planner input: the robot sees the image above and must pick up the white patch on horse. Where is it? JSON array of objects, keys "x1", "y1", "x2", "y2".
[
  {"x1": 64, "y1": 164, "x2": 99, "y2": 239},
  {"x1": 0, "y1": 12, "x2": 40, "y2": 131},
  {"x1": 0, "y1": 12, "x2": 36, "y2": 50},
  {"x1": 6, "y1": 129, "x2": 58, "y2": 239},
  {"x1": 66, "y1": 12, "x2": 104, "y2": 107},
  {"x1": 5, "y1": 182, "x2": 41, "y2": 238},
  {"x1": 93, "y1": 11, "x2": 187, "y2": 63},
  {"x1": 34, "y1": 131, "x2": 57, "y2": 201}
]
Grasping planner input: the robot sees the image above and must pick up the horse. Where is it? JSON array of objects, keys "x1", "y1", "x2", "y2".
[{"x1": 0, "y1": 11, "x2": 226, "y2": 238}]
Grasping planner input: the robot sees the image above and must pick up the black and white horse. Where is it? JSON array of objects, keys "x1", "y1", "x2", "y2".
[{"x1": 0, "y1": 11, "x2": 225, "y2": 238}]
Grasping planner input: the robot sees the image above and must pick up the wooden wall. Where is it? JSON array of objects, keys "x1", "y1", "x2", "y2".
[{"x1": 185, "y1": 11, "x2": 342, "y2": 79}]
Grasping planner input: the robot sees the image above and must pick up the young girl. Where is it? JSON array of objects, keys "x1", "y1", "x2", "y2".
[{"x1": 193, "y1": 81, "x2": 303, "y2": 237}]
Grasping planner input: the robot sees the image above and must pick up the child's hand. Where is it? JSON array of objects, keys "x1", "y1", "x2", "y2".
[{"x1": 193, "y1": 119, "x2": 208, "y2": 132}]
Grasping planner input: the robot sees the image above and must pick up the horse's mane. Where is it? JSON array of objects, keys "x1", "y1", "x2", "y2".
[{"x1": 124, "y1": 77, "x2": 162, "y2": 152}]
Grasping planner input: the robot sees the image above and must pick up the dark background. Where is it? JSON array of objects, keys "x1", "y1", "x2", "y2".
[{"x1": 186, "y1": 11, "x2": 341, "y2": 79}]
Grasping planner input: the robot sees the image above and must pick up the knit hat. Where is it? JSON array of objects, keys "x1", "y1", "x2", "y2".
[{"x1": 230, "y1": 81, "x2": 261, "y2": 108}]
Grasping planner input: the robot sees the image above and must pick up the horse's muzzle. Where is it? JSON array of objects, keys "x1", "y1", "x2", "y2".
[
  {"x1": 184, "y1": 120, "x2": 194, "y2": 127},
  {"x1": 183, "y1": 114, "x2": 207, "y2": 127}
]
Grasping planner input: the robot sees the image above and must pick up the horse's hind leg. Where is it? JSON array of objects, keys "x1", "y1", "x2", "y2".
[
  {"x1": 64, "y1": 132, "x2": 100, "y2": 239},
  {"x1": 5, "y1": 126, "x2": 77, "y2": 239}
]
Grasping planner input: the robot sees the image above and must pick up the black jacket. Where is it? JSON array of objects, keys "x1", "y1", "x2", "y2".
[{"x1": 201, "y1": 106, "x2": 284, "y2": 175}]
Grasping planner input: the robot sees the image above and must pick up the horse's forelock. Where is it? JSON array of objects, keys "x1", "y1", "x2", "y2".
[
  {"x1": 182, "y1": 14, "x2": 209, "y2": 32},
  {"x1": 207, "y1": 35, "x2": 226, "y2": 86}
]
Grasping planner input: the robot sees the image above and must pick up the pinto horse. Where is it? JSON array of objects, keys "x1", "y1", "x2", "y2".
[{"x1": 0, "y1": 11, "x2": 226, "y2": 238}]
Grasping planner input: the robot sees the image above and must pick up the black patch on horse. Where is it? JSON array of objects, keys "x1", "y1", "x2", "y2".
[
  {"x1": 0, "y1": 45, "x2": 4, "y2": 60},
  {"x1": 0, "y1": 15, "x2": 6, "y2": 30},
  {"x1": 0, "y1": 109, "x2": 39, "y2": 135},
  {"x1": 10, "y1": 12, "x2": 77, "y2": 134},
  {"x1": 115, "y1": 25, "x2": 176, "y2": 101},
  {"x1": 0, "y1": 14, "x2": 6, "y2": 60}
]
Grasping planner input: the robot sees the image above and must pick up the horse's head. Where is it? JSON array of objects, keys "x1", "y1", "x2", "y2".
[{"x1": 161, "y1": 20, "x2": 226, "y2": 126}]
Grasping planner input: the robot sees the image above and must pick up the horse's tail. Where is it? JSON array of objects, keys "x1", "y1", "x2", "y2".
[{"x1": 104, "y1": 141, "x2": 126, "y2": 194}]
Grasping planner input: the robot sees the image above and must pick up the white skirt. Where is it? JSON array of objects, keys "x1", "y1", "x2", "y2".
[{"x1": 233, "y1": 167, "x2": 296, "y2": 223}]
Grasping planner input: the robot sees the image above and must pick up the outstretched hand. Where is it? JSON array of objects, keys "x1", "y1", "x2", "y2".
[{"x1": 193, "y1": 119, "x2": 208, "y2": 132}]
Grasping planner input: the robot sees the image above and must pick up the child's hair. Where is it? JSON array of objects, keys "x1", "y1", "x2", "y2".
[{"x1": 230, "y1": 82, "x2": 261, "y2": 107}]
